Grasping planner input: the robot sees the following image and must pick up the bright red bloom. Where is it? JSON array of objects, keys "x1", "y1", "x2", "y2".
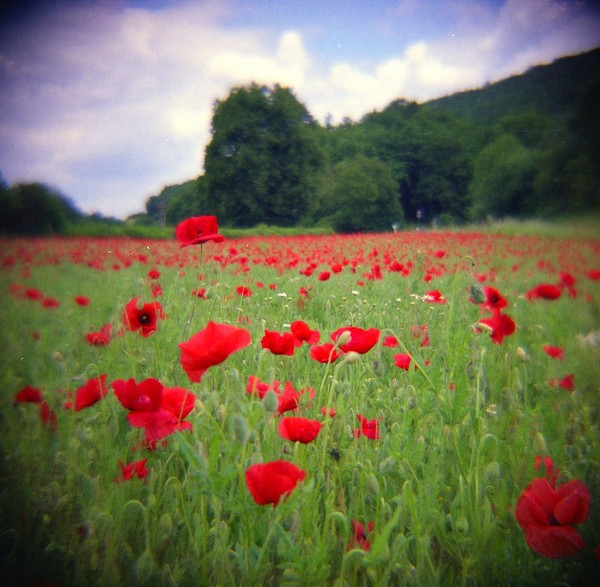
[
  {"x1": 290, "y1": 320, "x2": 320, "y2": 346},
  {"x1": 15, "y1": 385, "x2": 43, "y2": 403},
  {"x1": 309, "y1": 343, "x2": 341, "y2": 363},
  {"x1": 245, "y1": 460, "x2": 306, "y2": 506},
  {"x1": 148, "y1": 269, "x2": 161, "y2": 279},
  {"x1": 481, "y1": 286, "x2": 508, "y2": 311},
  {"x1": 525, "y1": 284, "x2": 562, "y2": 301},
  {"x1": 261, "y1": 330, "x2": 296, "y2": 356},
  {"x1": 330, "y1": 326, "x2": 380, "y2": 354},
  {"x1": 85, "y1": 323, "x2": 113, "y2": 346},
  {"x1": 175, "y1": 215, "x2": 225, "y2": 247},
  {"x1": 478, "y1": 310, "x2": 516, "y2": 345},
  {"x1": 74, "y1": 295, "x2": 90, "y2": 306},
  {"x1": 236, "y1": 285, "x2": 252, "y2": 297},
  {"x1": 543, "y1": 345, "x2": 564, "y2": 360},
  {"x1": 276, "y1": 381, "x2": 306, "y2": 415},
  {"x1": 586, "y1": 269, "x2": 600, "y2": 280},
  {"x1": 25, "y1": 288, "x2": 43, "y2": 300},
  {"x1": 394, "y1": 353, "x2": 412, "y2": 371},
  {"x1": 192, "y1": 287, "x2": 207, "y2": 299},
  {"x1": 515, "y1": 477, "x2": 590, "y2": 558},
  {"x1": 179, "y1": 321, "x2": 251, "y2": 382},
  {"x1": 112, "y1": 378, "x2": 164, "y2": 412},
  {"x1": 246, "y1": 375, "x2": 274, "y2": 399},
  {"x1": 116, "y1": 458, "x2": 150, "y2": 483},
  {"x1": 382, "y1": 335, "x2": 399, "y2": 348},
  {"x1": 278, "y1": 417, "x2": 323, "y2": 444},
  {"x1": 353, "y1": 414, "x2": 380, "y2": 440},
  {"x1": 549, "y1": 374, "x2": 575, "y2": 391},
  {"x1": 42, "y1": 297, "x2": 60, "y2": 308},
  {"x1": 123, "y1": 297, "x2": 165, "y2": 337},
  {"x1": 348, "y1": 519, "x2": 374, "y2": 551},
  {"x1": 318, "y1": 271, "x2": 331, "y2": 281},
  {"x1": 65, "y1": 374, "x2": 109, "y2": 411}
]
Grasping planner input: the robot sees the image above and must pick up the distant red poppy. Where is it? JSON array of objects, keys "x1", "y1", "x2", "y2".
[
  {"x1": 148, "y1": 269, "x2": 161, "y2": 279},
  {"x1": 515, "y1": 476, "x2": 590, "y2": 558},
  {"x1": 64, "y1": 374, "x2": 109, "y2": 411},
  {"x1": 549, "y1": 374, "x2": 575, "y2": 391},
  {"x1": 40, "y1": 401, "x2": 57, "y2": 431},
  {"x1": 115, "y1": 458, "x2": 150, "y2": 483},
  {"x1": 236, "y1": 286, "x2": 252, "y2": 297},
  {"x1": 123, "y1": 297, "x2": 165, "y2": 337},
  {"x1": 175, "y1": 215, "x2": 225, "y2": 247},
  {"x1": 179, "y1": 321, "x2": 251, "y2": 382},
  {"x1": 394, "y1": 353, "x2": 412, "y2": 371},
  {"x1": 261, "y1": 330, "x2": 296, "y2": 356},
  {"x1": 318, "y1": 271, "x2": 331, "y2": 281},
  {"x1": 74, "y1": 295, "x2": 90, "y2": 306},
  {"x1": 348, "y1": 519, "x2": 374, "y2": 551},
  {"x1": 478, "y1": 310, "x2": 516, "y2": 345},
  {"x1": 353, "y1": 414, "x2": 380, "y2": 440},
  {"x1": 14, "y1": 385, "x2": 43, "y2": 403},
  {"x1": 542, "y1": 345, "x2": 564, "y2": 360},
  {"x1": 309, "y1": 342, "x2": 341, "y2": 363},
  {"x1": 481, "y1": 286, "x2": 508, "y2": 311},
  {"x1": 424, "y1": 289, "x2": 446, "y2": 304},
  {"x1": 558, "y1": 272, "x2": 577, "y2": 297},
  {"x1": 85, "y1": 323, "x2": 113, "y2": 346},
  {"x1": 278, "y1": 417, "x2": 323, "y2": 444},
  {"x1": 330, "y1": 326, "x2": 380, "y2": 354},
  {"x1": 382, "y1": 335, "x2": 399, "y2": 348},
  {"x1": 245, "y1": 460, "x2": 306, "y2": 506},
  {"x1": 42, "y1": 297, "x2": 60, "y2": 308},
  {"x1": 525, "y1": 284, "x2": 562, "y2": 301},
  {"x1": 290, "y1": 320, "x2": 320, "y2": 346}
]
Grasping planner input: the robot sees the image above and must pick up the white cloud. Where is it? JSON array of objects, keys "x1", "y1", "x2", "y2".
[{"x1": 0, "y1": 0, "x2": 599, "y2": 218}]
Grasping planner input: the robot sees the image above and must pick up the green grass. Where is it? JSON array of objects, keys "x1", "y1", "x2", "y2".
[{"x1": 1, "y1": 229, "x2": 599, "y2": 586}]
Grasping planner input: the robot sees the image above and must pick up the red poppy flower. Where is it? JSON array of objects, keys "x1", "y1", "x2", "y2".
[
  {"x1": 394, "y1": 353, "x2": 412, "y2": 371},
  {"x1": 543, "y1": 345, "x2": 564, "y2": 360},
  {"x1": 128, "y1": 409, "x2": 193, "y2": 449},
  {"x1": 112, "y1": 378, "x2": 164, "y2": 412},
  {"x1": 179, "y1": 321, "x2": 251, "y2": 382},
  {"x1": 246, "y1": 375, "x2": 274, "y2": 399},
  {"x1": 192, "y1": 287, "x2": 207, "y2": 299},
  {"x1": 549, "y1": 374, "x2": 575, "y2": 391},
  {"x1": 353, "y1": 414, "x2": 380, "y2": 440},
  {"x1": 175, "y1": 215, "x2": 225, "y2": 247},
  {"x1": 245, "y1": 460, "x2": 306, "y2": 506},
  {"x1": 115, "y1": 458, "x2": 150, "y2": 483},
  {"x1": 42, "y1": 297, "x2": 60, "y2": 308},
  {"x1": 382, "y1": 335, "x2": 399, "y2": 348},
  {"x1": 515, "y1": 477, "x2": 590, "y2": 558},
  {"x1": 348, "y1": 519, "x2": 374, "y2": 551},
  {"x1": 64, "y1": 374, "x2": 109, "y2": 411},
  {"x1": 290, "y1": 320, "x2": 320, "y2": 346},
  {"x1": 15, "y1": 385, "x2": 44, "y2": 403},
  {"x1": 85, "y1": 323, "x2": 113, "y2": 346},
  {"x1": 261, "y1": 330, "x2": 296, "y2": 356},
  {"x1": 330, "y1": 326, "x2": 380, "y2": 354},
  {"x1": 525, "y1": 284, "x2": 562, "y2": 301},
  {"x1": 478, "y1": 310, "x2": 516, "y2": 345},
  {"x1": 481, "y1": 286, "x2": 508, "y2": 311},
  {"x1": 148, "y1": 269, "x2": 161, "y2": 279},
  {"x1": 276, "y1": 381, "x2": 304, "y2": 415},
  {"x1": 278, "y1": 417, "x2": 323, "y2": 444},
  {"x1": 236, "y1": 285, "x2": 252, "y2": 297},
  {"x1": 40, "y1": 401, "x2": 57, "y2": 431},
  {"x1": 25, "y1": 288, "x2": 43, "y2": 300},
  {"x1": 123, "y1": 297, "x2": 165, "y2": 337},
  {"x1": 74, "y1": 295, "x2": 90, "y2": 306},
  {"x1": 309, "y1": 343, "x2": 341, "y2": 363},
  {"x1": 318, "y1": 271, "x2": 331, "y2": 281}
]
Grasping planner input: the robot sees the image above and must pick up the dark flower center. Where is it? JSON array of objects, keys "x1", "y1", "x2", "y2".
[{"x1": 138, "y1": 313, "x2": 151, "y2": 324}]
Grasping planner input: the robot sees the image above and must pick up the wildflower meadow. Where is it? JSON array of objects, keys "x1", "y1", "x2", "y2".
[{"x1": 1, "y1": 219, "x2": 599, "y2": 586}]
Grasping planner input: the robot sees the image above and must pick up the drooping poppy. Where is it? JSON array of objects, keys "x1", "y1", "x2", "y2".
[
  {"x1": 179, "y1": 321, "x2": 251, "y2": 382},
  {"x1": 393, "y1": 353, "x2": 412, "y2": 371},
  {"x1": 64, "y1": 374, "x2": 109, "y2": 411},
  {"x1": 515, "y1": 476, "x2": 590, "y2": 558},
  {"x1": 122, "y1": 297, "x2": 165, "y2": 337},
  {"x1": 382, "y1": 335, "x2": 400, "y2": 348},
  {"x1": 245, "y1": 460, "x2": 306, "y2": 506},
  {"x1": 85, "y1": 323, "x2": 113, "y2": 346},
  {"x1": 278, "y1": 417, "x2": 323, "y2": 444},
  {"x1": 330, "y1": 326, "x2": 380, "y2": 354},
  {"x1": 542, "y1": 345, "x2": 564, "y2": 360},
  {"x1": 261, "y1": 330, "x2": 296, "y2": 356},
  {"x1": 175, "y1": 215, "x2": 225, "y2": 247}
]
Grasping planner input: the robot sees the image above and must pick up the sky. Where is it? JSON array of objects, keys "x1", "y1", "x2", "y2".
[{"x1": 1, "y1": 0, "x2": 599, "y2": 219}]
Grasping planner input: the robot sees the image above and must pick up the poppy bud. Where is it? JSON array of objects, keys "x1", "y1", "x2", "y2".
[
  {"x1": 516, "y1": 347, "x2": 530, "y2": 362},
  {"x1": 262, "y1": 389, "x2": 279, "y2": 413},
  {"x1": 367, "y1": 473, "x2": 380, "y2": 495},
  {"x1": 336, "y1": 330, "x2": 352, "y2": 347},
  {"x1": 534, "y1": 432, "x2": 548, "y2": 454},
  {"x1": 233, "y1": 414, "x2": 250, "y2": 444},
  {"x1": 485, "y1": 461, "x2": 501, "y2": 482},
  {"x1": 379, "y1": 456, "x2": 396, "y2": 474},
  {"x1": 343, "y1": 351, "x2": 361, "y2": 364}
]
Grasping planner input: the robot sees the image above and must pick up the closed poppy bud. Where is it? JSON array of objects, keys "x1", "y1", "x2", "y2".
[
  {"x1": 262, "y1": 389, "x2": 279, "y2": 413},
  {"x1": 335, "y1": 330, "x2": 352, "y2": 347},
  {"x1": 233, "y1": 414, "x2": 250, "y2": 444},
  {"x1": 516, "y1": 347, "x2": 529, "y2": 362},
  {"x1": 342, "y1": 351, "x2": 361, "y2": 364}
]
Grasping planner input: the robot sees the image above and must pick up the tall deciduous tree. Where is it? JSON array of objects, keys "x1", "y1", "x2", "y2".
[{"x1": 204, "y1": 84, "x2": 323, "y2": 227}]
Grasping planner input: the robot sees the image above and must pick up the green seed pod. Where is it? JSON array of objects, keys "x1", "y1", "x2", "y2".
[
  {"x1": 233, "y1": 414, "x2": 250, "y2": 444},
  {"x1": 367, "y1": 473, "x2": 380, "y2": 495},
  {"x1": 485, "y1": 461, "x2": 501, "y2": 482},
  {"x1": 534, "y1": 432, "x2": 548, "y2": 454},
  {"x1": 379, "y1": 456, "x2": 396, "y2": 474}
]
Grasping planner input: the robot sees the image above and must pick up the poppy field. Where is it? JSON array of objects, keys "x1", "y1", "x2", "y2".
[{"x1": 1, "y1": 222, "x2": 600, "y2": 586}]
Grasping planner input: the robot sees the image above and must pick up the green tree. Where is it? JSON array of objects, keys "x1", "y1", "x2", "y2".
[
  {"x1": 0, "y1": 182, "x2": 81, "y2": 235},
  {"x1": 204, "y1": 84, "x2": 323, "y2": 227},
  {"x1": 318, "y1": 156, "x2": 403, "y2": 232},
  {"x1": 469, "y1": 135, "x2": 539, "y2": 219}
]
